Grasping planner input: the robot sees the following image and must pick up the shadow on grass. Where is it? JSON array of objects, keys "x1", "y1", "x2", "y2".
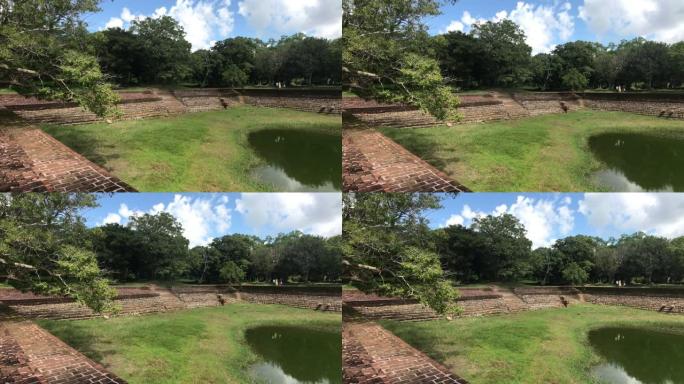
[
  {"x1": 37, "y1": 320, "x2": 117, "y2": 364},
  {"x1": 380, "y1": 127, "x2": 464, "y2": 173},
  {"x1": 379, "y1": 320, "x2": 462, "y2": 367},
  {"x1": 41, "y1": 126, "x2": 121, "y2": 169}
]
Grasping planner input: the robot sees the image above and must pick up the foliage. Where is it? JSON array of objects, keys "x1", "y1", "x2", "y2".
[
  {"x1": 0, "y1": 194, "x2": 115, "y2": 312},
  {"x1": 343, "y1": 0, "x2": 460, "y2": 120},
  {"x1": 129, "y1": 16, "x2": 192, "y2": 84},
  {"x1": 470, "y1": 20, "x2": 532, "y2": 86},
  {"x1": 561, "y1": 68, "x2": 588, "y2": 91},
  {"x1": 0, "y1": 0, "x2": 119, "y2": 116},
  {"x1": 342, "y1": 193, "x2": 460, "y2": 314}
]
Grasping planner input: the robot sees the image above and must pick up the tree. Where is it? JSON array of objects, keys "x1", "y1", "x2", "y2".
[
  {"x1": 529, "y1": 247, "x2": 561, "y2": 285},
  {"x1": 128, "y1": 212, "x2": 189, "y2": 280},
  {"x1": 130, "y1": 16, "x2": 192, "y2": 84},
  {"x1": 0, "y1": 194, "x2": 115, "y2": 312},
  {"x1": 91, "y1": 223, "x2": 140, "y2": 282},
  {"x1": 93, "y1": 27, "x2": 144, "y2": 86},
  {"x1": 343, "y1": 193, "x2": 460, "y2": 314},
  {"x1": 221, "y1": 64, "x2": 248, "y2": 87},
  {"x1": 342, "y1": 0, "x2": 460, "y2": 120},
  {"x1": 0, "y1": 0, "x2": 119, "y2": 116},
  {"x1": 562, "y1": 262, "x2": 589, "y2": 285},
  {"x1": 470, "y1": 20, "x2": 532, "y2": 86},
  {"x1": 219, "y1": 261, "x2": 245, "y2": 283},
  {"x1": 204, "y1": 234, "x2": 256, "y2": 283},
  {"x1": 471, "y1": 214, "x2": 532, "y2": 281},
  {"x1": 434, "y1": 31, "x2": 486, "y2": 89},
  {"x1": 436, "y1": 224, "x2": 487, "y2": 283}
]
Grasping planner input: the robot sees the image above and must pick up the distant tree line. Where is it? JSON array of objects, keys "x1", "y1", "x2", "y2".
[
  {"x1": 344, "y1": 193, "x2": 684, "y2": 315},
  {"x1": 436, "y1": 216, "x2": 684, "y2": 286},
  {"x1": 92, "y1": 212, "x2": 341, "y2": 285},
  {"x1": 432, "y1": 20, "x2": 684, "y2": 91},
  {"x1": 91, "y1": 17, "x2": 341, "y2": 88}
]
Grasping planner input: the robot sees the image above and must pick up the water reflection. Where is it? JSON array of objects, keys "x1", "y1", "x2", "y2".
[
  {"x1": 589, "y1": 327, "x2": 684, "y2": 384},
  {"x1": 246, "y1": 326, "x2": 341, "y2": 384},
  {"x1": 248, "y1": 129, "x2": 341, "y2": 191}
]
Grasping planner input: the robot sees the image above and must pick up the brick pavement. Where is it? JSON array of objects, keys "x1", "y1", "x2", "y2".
[
  {"x1": 0, "y1": 320, "x2": 126, "y2": 383},
  {"x1": 342, "y1": 129, "x2": 470, "y2": 192},
  {"x1": 0, "y1": 109, "x2": 135, "y2": 192},
  {"x1": 343, "y1": 322, "x2": 468, "y2": 384}
]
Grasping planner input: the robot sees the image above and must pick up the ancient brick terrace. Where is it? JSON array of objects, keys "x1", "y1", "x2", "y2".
[{"x1": 0, "y1": 87, "x2": 340, "y2": 192}]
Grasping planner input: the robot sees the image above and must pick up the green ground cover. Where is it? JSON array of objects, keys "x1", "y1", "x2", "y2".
[
  {"x1": 41, "y1": 106, "x2": 340, "y2": 191},
  {"x1": 381, "y1": 304, "x2": 684, "y2": 384},
  {"x1": 379, "y1": 110, "x2": 684, "y2": 191},
  {"x1": 38, "y1": 303, "x2": 341, "y2": 384}
]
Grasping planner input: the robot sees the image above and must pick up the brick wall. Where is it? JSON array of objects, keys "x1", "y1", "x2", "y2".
[
  {"x1": 579, "y1": 92, "x2": 684, "y2": 119},
  {"x1": 579, "y1": 287, "x2": 684, "y2": 314},
  {"x1": 0, "y1": 88, "x2": 341, "y2": 126},
  {"x1": 0, "y1": 285, "x2": 342, "y2": 320},
  {"x1": 238, "y1": 285, "x2": 342, "y2": 312}
]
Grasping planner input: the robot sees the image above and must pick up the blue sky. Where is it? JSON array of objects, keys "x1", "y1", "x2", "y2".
[
  {"x1": 426, "y1": 0, "x2": 684, "y2": 54},
  {"x1": 426, "y1": 193, "x2": 684, "y2": 249},
  {"x1": 84, "y1": 0, "x2": 342, "y2": 50},
  {"x1": 83, "y1": 193, "x2": 342, "y2": 247}
]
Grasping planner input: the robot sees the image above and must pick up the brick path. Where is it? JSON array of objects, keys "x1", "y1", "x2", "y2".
[
  {"x1": 0, "y1": 109, "x2": 135, "y2": 192},
  {"x1": 0, "y1": 320, "x2": 126, "y2": 383},
  {"x1": 343, "y1": 129, "x2": 470, "y2": 192},
  {"x1": 343, "y1": 322, "x2": 468, "y2": 384}
]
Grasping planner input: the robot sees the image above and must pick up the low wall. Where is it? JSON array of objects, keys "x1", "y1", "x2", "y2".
[
  {"x1": 0, "y1": 88, "x2": 342, "y2": 125},
  {"x1": 0, "y1": 285, "x2": 342, "y2": 320},
  {"x1": 238, "y1": 285, "x2": 342, "y2": 312},
  {"x1": 579, "y1": 287, "x2": 684, "y2": 314},
  {"x1": 579, "y1": 92, "x2": 684, "y2": 119}
]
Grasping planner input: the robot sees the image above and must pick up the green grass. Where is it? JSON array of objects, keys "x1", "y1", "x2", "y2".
[
  {"x1": 38, "y1": 303, "x2": 340, "y2": 384},
  {"x1": 381, "y1": 304, "x2": 684, "y2": 384},
  {"x1": 41, "y1": 106, "x2": 341, "y2": 191},
  {"x1": 379, "y1": 110, "x2": 684, "y2": 191}
]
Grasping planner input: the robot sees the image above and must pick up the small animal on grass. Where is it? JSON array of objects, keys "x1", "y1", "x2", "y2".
[
  {"x1": 217, "y1": 294, "x2": 226, "y2": 305},
  {"x1": 560, "y1": 101, "x2": 569, "y2": 113},
  {"x1": 560, "y1": 296, "x2": 569, "y2": 307}
]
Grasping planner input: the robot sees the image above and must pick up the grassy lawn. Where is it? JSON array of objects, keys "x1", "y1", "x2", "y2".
[
  {"x1": 379, "y1": 110, "x2": 684, "y2": 191},
  {"x1": 38, "y1": 303, "x2": 341, "y2": 384},
  {"x1": 381, "y1": 304, "x2": 684, "y2": 384},
  {"x1": 41, "y1": 106, "x2": 341, "y2": 191}
]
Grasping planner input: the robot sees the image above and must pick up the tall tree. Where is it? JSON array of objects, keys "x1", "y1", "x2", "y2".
[
  {"x1": 471, "y1": 214, "x2": 532, "y2": 281},
  {"x1": 0, "y1": 194, "x2": 115, "y2": 312},
  {"x1": 0, "y1": 0, "x2": 119, "y2": 116},
  {"x1": 127, "y1": 212, "x2": 189, "y2": 280},
  {"x1": 343, "y1": 0, "x2": 460, "y2": 120},
  {"x1": 471, "y1": 19, "x2": 532, "y2": 86},
  {"x1": 342, "y1": 193, "x2": 460, "y2": 314},
  {"x1": 130, "y1": 16, "x2": 192, "y2": 84}
]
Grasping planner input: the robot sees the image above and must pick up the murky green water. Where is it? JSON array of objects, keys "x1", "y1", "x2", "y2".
[
  {"x1": 589, "y1": 327, "x2": 684, "y2": 384},
  {"x1": 589, "y1": 133, "x2": 684, "y2": 192},
  {"x1": 248, "y1": 129, "x2": 341, "y2": 191},
  {"x1": 246, "y1": 325, "x2": 341, "y2": 384}
]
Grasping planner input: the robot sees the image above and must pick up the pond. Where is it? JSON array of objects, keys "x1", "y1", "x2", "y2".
[
  {"x1": 245, "y1": 325, "x2": 341, "y2": 384},
  {"x1": 588, "y1": 326, "x2": 684, "y2": 384},
  {"x1": 588, "y1": 133, "x2": 684, "y2": 192},
  {"x1": 248, "y1": 129, "x2": 341, "y2": 191}
]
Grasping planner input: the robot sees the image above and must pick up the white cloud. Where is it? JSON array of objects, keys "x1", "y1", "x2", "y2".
[
  {"x1": 579, "y1": 0, "x2": 684, "y2": 43},
  {"x1": 102, "y1": 1, "x2": 235, "y2": 51},
  {"x1": 579, "y1": 193, "x2": 684, "y2": 239},
  {"x1": 160, "y1": 0, "x2": 235, "y2": 50},
  {"x1": 157, "y1": 194, "x2": 232, "y2": 247},
  {"x1": 101, "y1": 213, "x2": 122, "y2": 225},
  {"x1": 444, "y1": 214, "x2": 465, "y2": 227},
  {"x1": 235, "y1": 193, "x2": 341, "y2": 237},
  {"x1": 238, "y1": 0, "x2": 342, "y2": 39},
  {"x1": 104, "y1": 17, "x2": 124, "y2": 29},
  {"x1": 101, "y1": 196, "x2": 232, "y2": 247},
  {"x1": 442, "y1": 20, "x2": 465, "y2": 33},
  {"x1": 453, "y1": 2, "x2": 576, "y2": 54},
  {"x1": 446, "y1": 196, "x2": 575, "y2": 249}
]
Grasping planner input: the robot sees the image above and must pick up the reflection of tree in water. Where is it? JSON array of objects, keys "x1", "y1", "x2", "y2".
[
  {"x1": 589, "y1": 133, "x2": 684, "y2": 191},
  {"x1": 589, "y1": 327, "x2": 684, "y2": 383},
  {"x1": 248, "y1": 129, "x2": 342, "y2": 190},
  {"x1": 245, "y1": 326, "x2": 341, "y2": 383}
]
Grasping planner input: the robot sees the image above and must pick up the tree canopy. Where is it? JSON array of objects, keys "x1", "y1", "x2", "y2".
[
  {"x1": 343, "y1": 0, "x2": 460, "y2": 120},
  {"x1": 0, "y1": 194, "x2": 116, "y2": 312},
  {"x1": 0, "y1": 0, "x2": 119, "y2": 116}
]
